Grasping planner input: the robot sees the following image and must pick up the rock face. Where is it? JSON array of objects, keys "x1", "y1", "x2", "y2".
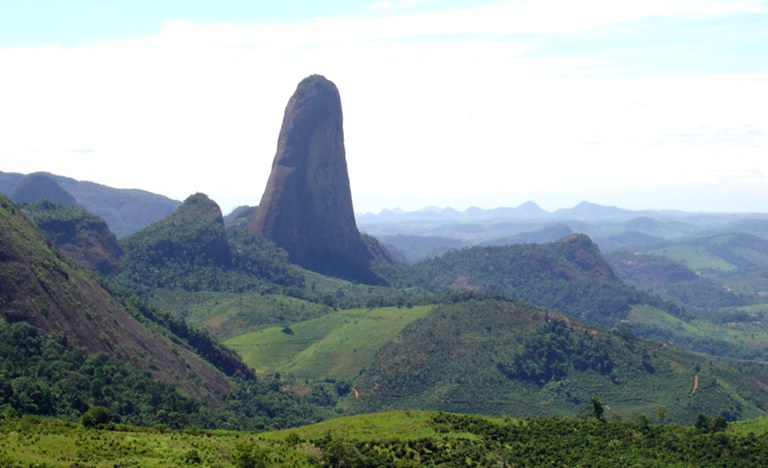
[{"x1": 249, "y1": 75, "x2": 382, "y2": 283}]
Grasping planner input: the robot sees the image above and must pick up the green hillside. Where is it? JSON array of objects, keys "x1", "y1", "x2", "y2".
[
  {"x1": 0, "y1": 193, "x2": 320, "y2": 429},
  {"x1": 225, "y1": 305, "x2": 433, "y2": 380},
  {"x1": 350, "y1": 298, "x2": 768, "y2": 423},
  {"x1": 386, "y1": 234, "x2": 677, "y2": 327},
  {"x1": 649, "y1": 233, "x2": 768, "y2": 277}
]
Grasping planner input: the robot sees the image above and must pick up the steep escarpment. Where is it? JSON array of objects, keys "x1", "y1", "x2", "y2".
[
  {"x1": 248, "y1": 75, "x2": 386, "y2": 284},
  {"x1": 0, "y1": 193, "x2": 230, "y2": 402}
]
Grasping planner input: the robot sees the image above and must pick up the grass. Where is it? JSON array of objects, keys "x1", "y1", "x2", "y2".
[
  {"x1": 266, "y1": 410, "x2": 492, "y2": 441},
  {"x1": 151, "y1": 289, "x2": 331, "y2": 339},
  {"x1": 628, "y1": 304, "x2": 768, "y2": 360},
  {"x1": 0, "y1": 416, "x2": 250, "y2": 467},
  {"x1": 0, "y1": 411, "x2": 491, "y2": 467},
  {"x1": 728, "y1": 416, "x2": 768, "y2": 436},
  {"x1": 628, "y1": 304, "x2": 707, "y2": 337},
  {"x1": 225, "y1": 305, "x2": 433, "y2": 380},
  {"x1": 4, "y1": 411, "x2": 768, "y2": 467},
  {"x1": 650, "y1": 245, "x2": 736, "y2": 274}
]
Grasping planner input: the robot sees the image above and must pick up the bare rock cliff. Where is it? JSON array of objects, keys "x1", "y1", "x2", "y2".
[{"x1": 249, "y1": 75, "x2": 383, "y2": 283}]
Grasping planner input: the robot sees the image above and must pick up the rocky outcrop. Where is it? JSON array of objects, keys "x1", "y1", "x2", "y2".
[
  {"x1": 249, "y1": 75, "x2": 385, "y2": 283},
  {"x1": 10, "y1": 172, "x2": 79, "y2": 206}
]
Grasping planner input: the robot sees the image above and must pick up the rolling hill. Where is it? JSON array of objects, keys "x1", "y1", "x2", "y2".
[
  {"x1": 384, "y1": 234, "x2": 670, "y2": 327},
  {"x1": 349, "y1": 297, "x2": 768, "y2": 424}
]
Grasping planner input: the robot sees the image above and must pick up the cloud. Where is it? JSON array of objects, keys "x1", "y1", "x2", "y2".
[{"x1": 0, "y1": 0, "x2": 765, "y2": 213}]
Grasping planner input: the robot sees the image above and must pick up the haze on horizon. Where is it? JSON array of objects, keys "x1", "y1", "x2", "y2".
[{"x1": 1, "y1": 0, "x2": 766, "y2": 215}]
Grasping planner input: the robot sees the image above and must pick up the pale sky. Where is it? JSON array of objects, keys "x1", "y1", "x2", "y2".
[{"x1": 1, "y1": 0, "x2": 767, "y2": 214}]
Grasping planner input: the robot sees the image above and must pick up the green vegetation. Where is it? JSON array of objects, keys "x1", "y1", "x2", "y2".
[
  {"x1": 7, "y1": 184, "x2": 768, "y2": 461},
  {"x1": 224, "y1": 305, "x2": 433, "y2": 380},
  {"x1": 497, "y1": 318, "x2": 613, "y2": 386},
  {"x1": 0, "y1": 320, "x2": 320, "y2": 430},
  {"x1": 351, "y1": 298, "x2": 767, "y2": 423},
  {"x1": 652, "y1": 244, "x2": 738, "y2": 273},
  {"x1": 382, "y1": 234, "x2": 681, "y2": 327},
  {"x1": 20, "y1": 200, "x2": 112, "y2": 247},
  {"x1": 627, "y1": 304, "x2": 767, "y2": 360},
  {"x1": 0, "y1": 320, "x2": 201, "y2": 426},
  {"x1": 3, "y1": 411, "x2": 768, "y2": 467}
]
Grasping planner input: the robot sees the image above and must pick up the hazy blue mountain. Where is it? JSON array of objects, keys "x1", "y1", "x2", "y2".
[{"x1": 0, "y1": 171, "x2": 180, "y2": 237}]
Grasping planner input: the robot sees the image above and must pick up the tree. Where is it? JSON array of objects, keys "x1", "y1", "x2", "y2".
[
  {"x1": 591, "y1": 396, "x2": 606, "y2": 422},
  {"x1": 81, "y1": 406, "x2": 114, "y2": 428}
]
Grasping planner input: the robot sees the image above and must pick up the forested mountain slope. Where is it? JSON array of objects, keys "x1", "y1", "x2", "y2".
[
  {"x1": 350, "y1": 297, "x2": 768, "y2": 423},
  {"x1": 0, "y1": 193, "x2": 320, "y2": 428},
  {"x1": 383, "y1": 234, "x2": 676, "y2": 327}
]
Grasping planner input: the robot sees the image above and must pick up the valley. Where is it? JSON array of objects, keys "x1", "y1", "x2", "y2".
[{"x1": 1, "y1": 74, "x2": 767, "y2": 464}]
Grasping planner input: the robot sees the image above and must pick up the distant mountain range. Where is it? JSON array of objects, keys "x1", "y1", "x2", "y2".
[
  {"x1": 357, "y1": 200, "x2": 765, "y2": 225},
  {"x1": 0, "y1": 171, "x2": 180, "y2": 237}
]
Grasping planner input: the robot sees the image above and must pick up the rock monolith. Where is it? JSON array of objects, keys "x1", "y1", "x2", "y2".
[{"x1": 248, "y1": 75, "x2": 382, "y2": 283}]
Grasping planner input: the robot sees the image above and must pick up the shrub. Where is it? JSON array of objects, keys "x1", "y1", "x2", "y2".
[{"x1": 81, "y1": 406, "x2": 113, "y2": 428}]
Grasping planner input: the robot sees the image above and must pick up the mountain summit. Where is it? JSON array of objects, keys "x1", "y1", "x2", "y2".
[
  {"x1": 10, "y1": 172, "x2": 78, "y2": 207},
  {"x1": 249, "y1": 75, "x2": 382, "y2": 283}
]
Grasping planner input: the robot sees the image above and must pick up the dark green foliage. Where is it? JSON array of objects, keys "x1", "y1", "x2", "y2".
[
  {"x1": 353, "y1": 298, "x2": 768, "y2": 422},
  {"x1": 81, "y1": 406, "x2": 113, "y2": 427},
  {"x1": 0, "y1": 320, "x2": 320, "y2": 430},
  {"x1": 0, "y1": 321, "x2": 199, "y2": 426},
  {"x1": 119, "y1": 197, "x2": 305, "y2": 294},
  {"x1": 305, "y1": 412, "x2": 768, "y2": 466},
  {"x1": 21, "y1": 200, "x2": 111, "y2": 248},
  {"x1": 20, "y1": 200, "x2": 124, "y2": 275},
  {"x1": 321, "y1": 437, "x2": 365, "y2": 466},
  {"x1": 695, "y1": 413, "x2": 729, "y2": 433},
  {"x1": 215, "y1": 374, "x2": 322, "y2": 431},
  {"x1": 233, "y1": 441, "x2": 273, "y2": 467},
  {"x1": 227, "y1": 226, "x2": 305, "y2": 289},
  {"x1": 119, "y1": 194, "x2": 234, "y2": 291},
  {"x1": 497, "y1": 318, "x2": 613, "y2": 386},
  {"x1": 608, "y1": 250, "x2": 751, "y2": 309},
  {"x1": 109, "y1": 288, "x2": 256, "y2": 379},
  {"x1": 590, "y1": 396, "x2": 606, "y2": 422},
  {"x1": 383, "y1": 234, "x2": 682, "y2": 327}
]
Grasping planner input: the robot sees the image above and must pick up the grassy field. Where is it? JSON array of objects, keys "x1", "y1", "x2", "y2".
[
  {"x1": 3, "y1": 411, "x2": 768, "y2": 467},
  {"x1": 628, "y1": 304, "x2": 768, "y2": 359},
  {"x1": 650, "y1": 245, "x2": 736, "y2": 274},
  {"x1": 266, "y1": 410, "x2": 485, "y2": 441},
  {"x1": 0, "y1": 411, "x2": 481, "y2": 467},
  {"x1": 151, "y1": 289, "x2": 332, "y2": 339},
  {"x1": 0, "y1": 416, "x2": 252, "y2": 467},
  {"x1": 224, "y1": 305, "x2": 433, "y2": 380}
]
